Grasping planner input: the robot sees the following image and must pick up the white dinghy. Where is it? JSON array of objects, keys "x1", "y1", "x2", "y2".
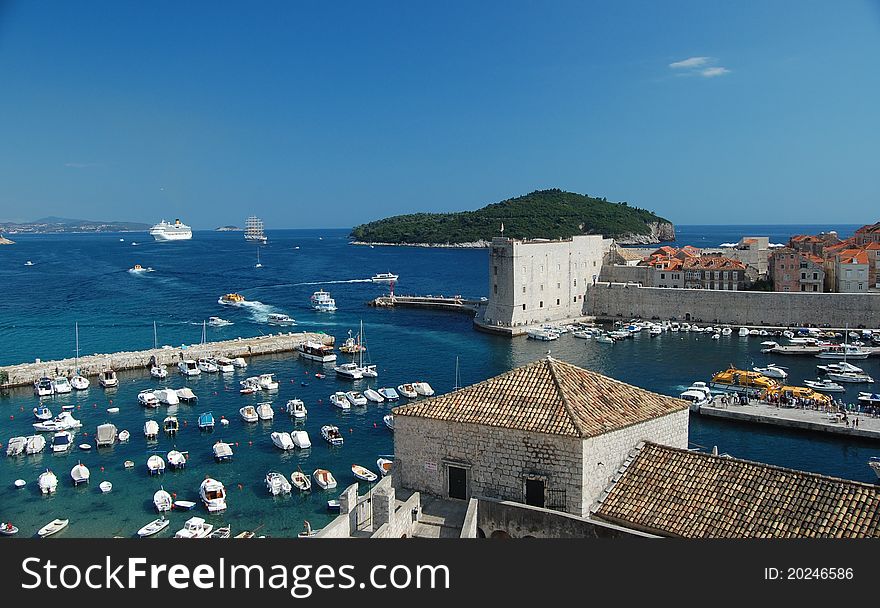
[
  {"x1": 38, "y1": 518, "x2": 69, "y2": 538},
  {"x1": 70, "y1": 462, "x2": 90, "y2": 485},
  {"x1": 138, "y1": 517, "x2": 170, "y2": 538}
]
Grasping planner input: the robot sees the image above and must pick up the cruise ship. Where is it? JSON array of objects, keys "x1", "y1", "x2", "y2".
[
  {"x1": 150, "y1": 219, "x2": 192, "y2": 241},
  {"x1": 244, "y1": 216, "x2": 267, "y2": 244}
]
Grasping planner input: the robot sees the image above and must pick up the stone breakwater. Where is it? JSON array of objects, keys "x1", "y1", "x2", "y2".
[{"x1": 0, "y1": 331, "x2": 334, "y2": 389}]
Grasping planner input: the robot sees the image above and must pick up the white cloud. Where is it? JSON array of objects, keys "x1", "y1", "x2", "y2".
[
  {"x1": 700, "y1": 67, "x2": 730, "y2": 78},
  {"x1": 669, "y1": 56, "x2": 710, "y2": 69}
]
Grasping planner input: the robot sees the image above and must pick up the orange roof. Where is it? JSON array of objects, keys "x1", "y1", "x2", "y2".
[
  {"x1": 855, "y1": 222, "x2": 880, "y2": 235},
  {"x1": 682, "y1": 256, "x2": 745, "y2": 271},
  {"x1": 838, "y1": 249, "x2": 869, "y2": 265}
]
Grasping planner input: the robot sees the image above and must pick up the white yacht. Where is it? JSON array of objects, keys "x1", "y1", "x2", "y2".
[
  {"x1": 240, "y1": 405, "x2": 259, "y2": 423},
  {"x1": 216, "y1": 357, "x2": 235, "y2": 372},
  {"x1": 38, "y1": 470, "x2": 58, "y2": 494},
  {"x1": 330, "y1": 392, "x2": 351, "y2": 410},
  {"x1": 803, "y1": 378, "x2": 846, "y2": 393},
  {"x1": 286, "y1": 399, "x2": 307, "y2": 419},
  {"x1": 370, "y1": 272, "x2": 399, "y2": 283},
  {"x1": 52, "y1": 376, "x2": 72, "y2": 394},
  {"x1": 311, "y1": 289, "x2": 338, "y2": 312},
  {"x1": 154, "y1": 488, "x2": 173, "y2": 512},
  {"x1": 70, "y1": 462, "x2": 90, "y2": 485},
  {"x1": 95, "y1": 423, "x2": 118, "y2": 447},
  {"x1": 34, "y1": 377, "x2": 54, "y2": 397},
  {"x1": 816, "y1": 344, "x2": 871, "y2": 360},
  {"x1": 267, "y1": 313, "x2": 296, "y2": 326},
  {"x1": 321, "y1": 424, "x2": 344, "y2": 446},
  {"x1": 296, "y1": 340, "x2": 337, "y2": 362},
  {"x1": 258, "y1": 373, "x2": 278, "y2": 390},
  {"x1": 154, "y1": 387, "x2": 179, "y2": 405},
  {"x1": 752, "y1": 364, "x2": 788, "y2": 379},
  {"x1": 178, "y1": 359, "x2": 200, "y2": 376},
  {"x1": 679, "y1": 382, "x2": 712, "y2": 412},
  {"x1": 150, "y1": 219, "x2": 192, "y2": 242},
  {"x1": 817, "y1": 361, "x2": 864, "y2": 374},
  {"x1": 826, "y1": 370, "x2": 875, "y2": 384},
  {"x1": 345, "y1": 391, "x2": 367, "y2": 406},
  {"x1": 175, "y1": 517, "x2": 213, "y2": 539},
  {"x1": 199, "y1": 478, "x2": 227, "y2": 512},
  {"x1": 526, "y1": 328, "x2": 558, "y2": 341},
  {"x1": 197, "y1": 357, "x2": 219, "y2": 373},
  {"x1": 334, "y1": 361, "x2": 364, "y2": 380},
  {"x1": 213, "y1": 441, "x2": 233, "y2": 462},
  {"x1": 412, "y1": 382, "x2": 435, "y2": 396},
  {"x1": 208, "y1": 316, "x2": 232, "y2": 327},
  {"x1": 99, "y1": 369, "x2": 118, "y2": 388}
]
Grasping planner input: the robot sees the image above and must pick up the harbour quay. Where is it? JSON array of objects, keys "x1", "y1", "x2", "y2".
[{"x1": 0, "y1": 331, "x2": 334, "y2": 389}]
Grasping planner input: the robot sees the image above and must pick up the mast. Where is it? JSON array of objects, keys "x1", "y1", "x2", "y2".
[
  {"x1": 153, "y1": 321, "x2": 158, "y2": 349},
  {"x1": 454, "y1": 356, "x2": 461, "y2": 390},
  {"x1": 202, "y1": 320, "x2": 207, "y2": 345},
  {"x1": 75, "y1": 322, "x2": 80, "y2": 373},
  {"x1": 358, "y1": 320, "x2": 364, "y2": 368}
]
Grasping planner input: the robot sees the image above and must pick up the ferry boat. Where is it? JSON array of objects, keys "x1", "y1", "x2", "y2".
[
  {"x1": 218, "y1": 293, "x2": 246, "y2": 306},
  {"x1": 244, "y1": 216, "x2": 267, "y2": 244},
  {"x1": 296, "y1": 340, "x2": 337, "y2": 363},
  {"x1": 709, "y1": 367, "x2": 779, "y2": 394},
  {"x1": 311, "y1": 290, "x2": 337, "y2": 312},
  {"x1": 764, "y1": 385, "x2": 832, "y2": 406},
  {"x1": 150, "y1": 219, "x2": 192, "y2": 242},
  {"x1": 370, "y1": 272, "x2": 399, "y2": 283}
]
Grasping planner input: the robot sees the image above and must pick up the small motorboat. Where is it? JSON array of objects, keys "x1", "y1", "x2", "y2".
[
  {"x1": 167, "y1": 450, "x2": 187, "y2": 469},
  {"x1": 79, "y1": 443, "x2": 92, "y2": 451},
  {"x1": 291, "y1": 430, "x2": 312, "y2": 449},
  {"x1": 198, "y1": 412, "x2": 215, "y2": 430},
  {"x1": 70, "y1": 462, "x2": 90, "y2": 485},
  {"x1": 61, "y1": 404, "x2": 76, "y2": 411},
  {"x1": 286, "y1": 399, "x2": 307, "y2": 419},
  {"x1": 397, "y1": 384, "x2": 418, "y2": 399},
  {"x1": 412, "y1": 382, "x2": 435, "y2": 396},
  {"x1": 154, "y1": 388, "x2": 180, "y2": 406},
  {"x1": 753, "y1": 364, "x2": 788, "y2": 379},
  {"x1": 176, "y1": 387, "x2": 198, "y2": 402},
  {"x1": 14, "y1": 478, "x2": 27, "y2": 488},
  {"x1": 351, "y1": 464, "x2": 378, "y2": 482},
  {"x1": 26, "y1": 434, "x2": 47, "y2": 455},
  {"x1": 313, "y1": 468, "x2": 337, "y2": 490},
  {"x1": 239, "y1": 378, "x2": 259, "y2": 395},
  {"x1": 208, "y1": 316, "x2": 232, "y2": 327},
  {"x1": 138, "y1": 390, "x2": 160, "y2": 408},
  {"x1": 150, "y1": 364, "x2": 168, "y2": 380},
  {"x1": 124, "y1": 460, "x2": 135, "y2": 469},
  {"x1": 99, "y1": 369, "x2": 118, "y2": 388},
  {"x1": 199, "y1": 478, "x2": 227, "y2": 513},
  {"x1": 209, "y1": 526, "x2": 231, "y2": 539},
  {"x1": 99, "y1": 481, "x2": 113, "y2": 493},
  {"x1": 216, "y1": 357, "x2": 235, "y2": 373},
  {"x1": 1, "y1": 522, "x2": 19, "y2": 536},
  {"x1": 174, "y1": 517, "x2": 213, "y2": 539},
  {"x1": 258, "y1": 374, "x2": 279, "y2": 390},
  {"x1": 232, "y1": 357, "x2": 248, "y2": 368},
  {"x1": 147, "y1": 454, "x2": 166, "y2": 475},
  {"x1": 271, "y1": 431, "x2": 294, "y2": 451},
  {"x1": 38, "y1": 518, "x2": 69, "y2": 538},
  {"x1": 291, "y1": 470, "x2": 311, "y2": 492},
  {"x1": 117, "y1": 429, "x2": 131, "y2": 442},
  {"x1": 267, "y1": 313, "x2": 297, "y2": 326},
  {"x1": 218, "y1": 292, "x2": 247, "y2": 306},
  {"x1": 138, "y1": 517, "x2": 170, "y2": 538},
  {"x1": 256, "y1": 402, "x2": 275, "y2": 420},
  {"x1": 107, "y1": 407, "x2": 120, "y2": 414},
  {"x1": 163, "y1": 416, "x2": 179, "y2": 435},
  {"x1": 383, "y1": 414, "x2": 394, "y2": 431},
  {"x1": 144, "y1": 420, "x2": 160, "y2": 439},
  {"x1": 595, "y1": 334, "x2": 615, "y2": 344},
  {"x1": 213, "y1": 441, "x2": 233, "y2": 462},
  {"x1": 34, "y1": 405, "x2": 53, "y2": 421},
  {"x1": 174, "y1": 500, "x2": 197, "y2": 510},
  {"x1": 321, "y1": 425, "x2": 344, "y2": 446},
  {"x1": 804, "y1": 379, "x2": 846, "y2": 393},
  {"x1": 330, "y1": 392, "x2": 351, "y2": 410},
  {"x1": 364, "y1": 389, "x2": 385, "y2": 403},
  {"x1": 266, "y1": 471, "x2": 292, "y2": 495},
  {"x1": 51, "y1": 431, "x2": 74, "y2": 453},
  {"x1": 34, "y1": 377, "x2": 54, "y2": 397},
  {"x1": 38, "y1": 469, "x2": 58, "y2": 494},
  {"x1": 32, "y1": 411, "x2": 82, "y2": 432},
  {"x1": 345, "y1": 391, "x2": 367, "y2": 406},
  {"x1": 71, "y1": 374, "x2": 90, "y2": 390},
  {"x1": 6, "y1": 437, "x2": 27, "y2": 456},
  {"x1": 197, "y1": 357, "x2": 219, "y2": 374},
  {"x1": 377, "y1": 457, "x2": 393, "y2": 476},
  {"x1": 154, "y1": 488, "x2": 173, "y2": 512},
  {"x1": 96, "y1": 423, "x2": 118, "y2": 447},
  {"x1": 178, "y1": 359, "x2": 201, "y2": 376},
  {"x1": 240, "y1": 405, "x2": 258, "y2": 423}
]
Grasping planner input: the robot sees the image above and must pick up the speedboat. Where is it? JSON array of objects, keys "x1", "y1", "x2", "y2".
[
  {"x1": 6, "y1": 437, "x2": 27, "y2": 457},
  {"x1": 804, "y1": 379, "x2": 846, "y2": 393},
  {"x1": 150, "y1": 363, "x2": 168, "y2": 379},
  {"x1": 858, "y1": 393, "x2": 880, "y2": 407},
  {"x1": 34, "y1": 405, "x2": 53, "y2": 421},
  {"x1": 38, "y1": 469, "x2": 58, "y2": 494},
  {"x1": 364, "y1": 389, "x2": 384, "y2": 403},
  {"x1": 397, "y1": 383, "x2": 418, "y2": 398},
  {"x1": 346, "y1": 391, "x2": 367, "y2": 406},
  {"x1": 37, "y1": 519, "x2": 69, "y2": 538},
  {"x1": 52, "y1": 376, "x2": 72, "y2": 394},
  {"x1": 334, "y1": 362, "x2": 364, "y2": 380},
  {"x1": 239, "y1": 377, "x2": 260, "y2": 394},
  {"x1": 197, "y1": 357, "x2": 218, "y2": 373},
  {"x1": 240, "y1": 405, "x2": 258, "y2": 423},
  {"x1": 352, "y1": 464, "x2": 378, "y2": 482},
  {"x1": 265, "y1": 471, "x2": 292, "y2": 496},
  {"x1": 99, "y1": 481, "x2": 112, "y2": 493},
  {"x1": 377, "y1": 458, "x2": 393, "y2": 476},
  {"x1": 34, "y1": 377, "x2": 54, "y2": 397},
  {"x1": 163, "y1": 416, "x2": 179, "y2": 435},
  {"x1": 296, "y1": 340, "x2": 337, "y2": 362},
  {"x1": 138, "y1": 390, "x2": 160, "y2": 408},
  {"x1": 26, "y1": 434, "x2": 47, "y2": 455},
  {"x1": 826, "y1": 371, "x2": 875, "y2": 383},
  {"x1": 32, "y1": 411, "x2": 82, "y2": 432},
  {"x1": 526, "y1": 328, "x2": 558, "y2": 341},
  {"x1": 679, "y1": 382, "x2": 713, "y2": 412},
  {"x1": 232, "y1": 357, "x2": 248, "y2": 368},
  {"x1": 267, "y1": 313, "x2": 296, "y2": 326},
  {"x1": 330, "y1": 392, "x2": 351, "y2": 410},
  {"x1": 138, "y1": 517, "x2": 170, "y2": 538},
  {"x1": 51, "y1": 431, "x2": 73, "y2": 453},
  {"x1": 286, "y1": 399, "x2": 307, "y2": 419},
  {"x1": 383, "y1": 414, "x2": 394, "y2": 431},
  {"x1": 144, "y1": 420, "x2": 160, "y2": 439},
  {"x1": 256, "y1": 402, "x2": 275, "y2": 420},
  {"x1": 168, "y1": 450, "x2": 187, "y2": 469},
  {"x1": 413, "y1": 382, "x2": 435, "y2": 396},
  {"x1": 198, "y1": 412, "x2": 215, "y2": 431},
  {"x1": 178, "y1": 359, "x2": 200, "y2": 376},
  {"x1": 291, "y1": 430, "x2": 312, "y2": 449},
  {"x1": 154, "y1": 488, "x2": 173, "y2": 512},
  {"x1": 175, "y1": 517, "x2": 213, "y2": 539},
  {"x1": 147, "y1": 454, "x2": 166, "y2": 475},
  {"x1": 95, "y1": 422, "x2": 116, "y2": 448},
  {"x1": 216, "y1": 357, "x2": 235, "y2": 372},
  {"x1": 199, "y1": 478, "x2": 227, "y2": 512},
  {"x1": 321, "y1": 425, "x2": 344, "y2": 446},
  {"x1": 71, "y1": 374, "x2": 90, "y2": 390},
  {"x1": 99, "y1": 369, "x2": 118, "y2": 388},
  {"x1": 258, "y1": 373, "x2": 279, "y2": 390},
  {"x1": 291, "y1": 470, "x2": 311, "y2": 492},
  {"x1": 378, "y1": 387, "x2": 399, "y2": 401},
  {"x1": 311, "y1": 289, "x2": 338, "y2": 312},
  {"x1": 208, "y1": 316, "x2": 232, "y2": 327},
  {"x1": 371, "y1": 272, "x2": 399, "y2": 283},
  {"x1": 154, "y1": 387, "x2": 179, "y2": 405},
  {"x1": 213, "y1": 441, "x2": 233, "y2": 462},
  {"x1": 271, "y1": 431, "x2": 294, "y2": 450},
  {"x1": 218, "y1": 293, "x2": 246, "y2": 306},
  {"x1": 752, "y1": 364, "x2": 788, "y2": 379},
  {"x1": 313, "y1": 468, "x2": 337, "y2": 490},
  {"x1": 175, "y1": 387, "x2": 198, "y2": 402}
]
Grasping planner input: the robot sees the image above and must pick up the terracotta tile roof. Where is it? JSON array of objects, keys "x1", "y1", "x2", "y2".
[
  {"x1": 592, "y1": 442, "x2": 880, "y2": 538},
  {"x1": 678, "y1": 245, "x2": 700, "y2": 257},
  {"x1": 614, "y1": 247, "x2": 645, "y2": 261},
  {"x1": 804, "y1": 253, "x2": 824, "y2": 265},
  {"x1": 682, "y1": 256, "x2": 745, "y2": 271},
  {"x1": 839, "y1": 249, "x2": 869, "y2": 265},
  {"x1": 855, "y1": 222, "x2": 880, "y2": 234},
  {"x1": 392, "y1": 357, "x2": 688, "y2": 438}
]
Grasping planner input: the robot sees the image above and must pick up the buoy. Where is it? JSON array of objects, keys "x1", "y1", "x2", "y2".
[
  {"x1": 373, "y1": 423, "x2": 377, "y2": 428},
  {"x1": 248, "y1": 441, "x2": 253, "y2": 446},
  {"x1": 19, "y1": 406, "x2": 23, "y2": 411},
  {"x1": 172, "y1": 492, "x2": 177, "y2": 498},
  {"x1": 100, "y1": 466, "x2": 104, "y2": 471},
  {"x1": 9, "y1": 415, "x2": 13, "y2": 420},
  {"x1": 237, "y1": 484, "x2": 243, "y2": 490},
  {"x1": 349, "y1": 428, "x2": 353, "y2": 433}
]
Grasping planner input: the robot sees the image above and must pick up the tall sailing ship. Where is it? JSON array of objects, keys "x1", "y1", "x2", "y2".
[{"x1": 244, "y1": 216, "x2": 267, "y2": 244}]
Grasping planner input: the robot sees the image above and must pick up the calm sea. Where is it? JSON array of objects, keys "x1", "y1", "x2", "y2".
[{"x1": 0, "y1": 225, "x2": 876, "y2": 538}]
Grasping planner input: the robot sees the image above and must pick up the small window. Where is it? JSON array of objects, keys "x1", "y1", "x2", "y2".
[
  {"x1": 494, "y1": 285, "x2": 497, "y2": 295},
  {"x1": 539, "y1": 301, "x2": 543, "y2": 308},
  {"x1": 573, "y1": 297, "x2": 577, "y2": 303},
  {"x1": 556, "y1": 298, "x2": 560, "y2": 305},
  {"x1": 522, "y1": 304, "x2": 526, "y2": 310},
  {"x1": 556, "y1": 283, "x2": 560, "y2": 289},
  {"x1": 522, "y1": 286, "x2": 526, "y2": 293},
  {"x1": 494, "y1": 266, "x2": 498, "y2": 276}
]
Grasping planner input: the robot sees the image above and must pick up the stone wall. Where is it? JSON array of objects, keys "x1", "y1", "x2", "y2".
[
  {"x1": 394, "y1": 416, "x2": 585, "y2": 516},
  {"x1": 585, "y1": 283, "x2": 880, "y2": 327},
  {"x1": 599, "y1": 264, "x2": 653, "y2": 285},
  {"x1": 580, "y1": 409, "x2": 689, "y2": 514},
  {"x1": 370, "y1": 490, "x2": 422, "y2": 539}
]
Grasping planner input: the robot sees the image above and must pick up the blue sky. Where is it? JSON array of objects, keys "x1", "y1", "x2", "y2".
[{"x1": 0, "y1": 1, "x2": 878, "y2": 228}]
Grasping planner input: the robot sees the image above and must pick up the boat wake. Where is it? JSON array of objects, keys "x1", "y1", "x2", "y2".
[{"x1": 291, "y1": 278, "x2": 373, "y2": 287}]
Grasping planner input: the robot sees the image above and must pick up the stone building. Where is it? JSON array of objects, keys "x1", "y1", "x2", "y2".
[
  {"x1": 680, "y1": 256, "x2": 746, "y2": 290},
  {"x1": 769, "y1": 248, "x2": 824, "y2": 292},
  {"x1": 720, "y1": 236, "x2": 771, "y2": 277},
  {"x1": 835, "y1": 249, "x2": 870, "y2": 292},
  {"x1": 476, "y1": 235, "x2": 611, "y2": 334},
  {"x1": 392, "y1": 356, "x2": 689, "y2": 518}
]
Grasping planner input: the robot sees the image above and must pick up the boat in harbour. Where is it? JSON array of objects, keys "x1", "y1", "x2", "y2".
[
  {"x1": 176, "y1": 387, "x2": 198, "y2": 402},
  {"x1": 197, "y1": 357, "x2": 218, "y2": 373},
  {"x1": 34, "y1": 405, "x2": 52, "y2": 421},
  {"x1": 397, "y1": 383, "x2": 418, "y2": 398},
  {"x1": 199, "y1": 478, "x2": 227, "y2": 512},
  {"x1": 311, "y1": 289, "x2": 338, "y2": 312},
  {"x1": 99, "y1": 481, "x2": 112, "y2": 493},
  {"x1": 265, "y1": 471, "x2": 292, "y2": 495},
  {"x1": 286, "y1": 399, "x2": 307, "y2": 419},
  {"x1": 371, "y1": 272, "x2": 399, "y2": 283},
  {"x1": 95, "y1": 423, "x2": 117, "y2": 447},
  {"x1": 803, "y1": 378, "x2": 846, "y2": 393},
  {"x1": 321, "y1": 425, "x2": 344, "y2": 446},
  {"x1": 291, "y1": 470, "x2": 311, "y2": 492},
  {"x1": 174, "y1": 517, "x2": 213, "y2": 539},
  {"x1": 858, "y1": 393, "x2": 880, "y2": 407},
  {"x1": 1, "y1": 522, "x2": 19, "y2": 536},
  {"x1": 25, "y1": 434, "x2": 46, "y2": 455},
  {"x1": 351, "y1": 464, "x2": 378, "y2": 482},
  {"x1": 752, "y1": 364, "x2": 788, "y2": 379},
  {"x1": 377, "y1": 458, "x2": 393, "y2": 476},
  {"x1": 825, "y1": 370, "x2": 875, "y2": 383},
  {"x1": 313, "y1": 469, "x2": 337, "y2": 490},
  {"x1": 256, "y1": 402, "x2": 275, "y2": 420},
  {"x1": 218, "y1": 293, "x2": 247, "y2": 306},
  {"x1": 147, "y1": 454, "x2": 166, "y2": 475},
  {"x1": 240, "y1": 405, "x2": 258, "y2": 423},
  {"x1": 271, "y1": 431, "x2": 294, "y2": 451},
  {"x1": 38, "y1": 470, "x2": 58, "y2": 494},
  {"x1": 137, "y1": 517, "x2": 170, "y2": 538},
  {"x1": 330, "y1": 392, "x2": 351, "y2": 410},
  {"x1": 291, "y1": 430, "x2": 311, "y2": 449},
  {"x1": 6, "y1": 437, "x2": 27, "y2": 457},
  {"x1": 334, "y1": 361, "x2": 364, "y2": 380},
  {"x1": 815, "y1": 344, "x2": 871, "y2": 360},
  {"x1": 34, "y1": 377, "x2": 54, "y2": 397},
  {"x1": 154, "y1": 387, "x2": 180, "y2": 405},
  {"x1": 817, "y1": 361, "x2": 864, "y2": 374},
  {"x1": 364, "y1": 389, "x2": 384, "y2": 403},
  {"x1": 70, "y1": 462, "x2": 90, "y2": 485},
  {"x1": 709, "y1": 367, "x2": 779, "y2": 394},
  {"x1": 138, "y1": 390, "x2": 160, "y2": 408},
  {"x1": 267, "y1": 313, "x2": 296, "y2": 326},
  {"x1": 99, "y1": 369, "x2": 118, "y2": 389},
  {"x1": 258, "y1": 373, "x2": 279, "y2": 390},
  {"x1": 144, "y1": 419, "x2": 160, "y2": 439},
  {"x1": 526, "y1": 328, "x2": 558, "y2": 341},
  {"x1": 167, "y1": 450, "x2": 187, "y2": 469},
  {"x1": 198, "y1": 412, "x2": 215, "y2": 431},
  {"x1": 38, "y1": 518, "x2": 69, "y2": 538},
  {"x1": 178, "y1": 359, "x2": 200, "y2": 376},
  {"x1": 215, "y1": 357, "x2": 235, "y2": 372},
  {"x1": 208, "y1": 316, "x2": 232, "y2": 327},
  {"x1": 377, "y1": 387, "x2": 399, "y2": 401},
  {"x1": 213, "y1": 441, "x2": 233, "y2": 462},
  {"x1": 345, "y1": 391, "x2": 367, "y2": 406},
  {"x1": 52, "y1": 376, "x2": 72, "y2": 394},
  {"x1": 154, "y1": 488, "x2": 173, "y2": 512},
  {"x1": 413, "y1": 382, "x2": 434, "y2": 396},
  {"x1": 383, "y1": 414, "x2": 394, "y2": 431},
  {"x1": 296, "y1": 340, "x2": 337, "y2": 362},
  {"x1": 150, "y1": 219, "x2": 192, "y2": 242}
]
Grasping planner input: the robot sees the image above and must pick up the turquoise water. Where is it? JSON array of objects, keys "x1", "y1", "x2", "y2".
[{"x1": 1, "y1": 227, "x2": 877, "y2": 538}]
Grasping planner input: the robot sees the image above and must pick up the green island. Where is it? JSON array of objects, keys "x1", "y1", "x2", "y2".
[{"x1": 350, "y1": 189, "x2": 674, "y2": 246}]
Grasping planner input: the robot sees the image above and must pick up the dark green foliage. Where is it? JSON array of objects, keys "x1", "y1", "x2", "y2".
[{"x1": 350, "y1": 189, "x2": 669, "y2": 244}]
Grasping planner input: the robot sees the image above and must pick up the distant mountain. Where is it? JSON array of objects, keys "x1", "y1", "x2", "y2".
[
  {"x1": 0, "y1": 217, "x2": 151, "y2": 234},
  {"x1": 350, "y1": 189, "x2": 675, "y2": 247}
]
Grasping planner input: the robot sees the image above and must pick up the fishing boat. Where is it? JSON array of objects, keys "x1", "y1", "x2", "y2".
[
  {"x1": 154, "y1": 488, "x2": 173, "y2": 512},
  {"x1": 154, "y1": 387, "x2": 179, "y2": 405},
  {"x1": 378, "y1": 387, "x2": 399, "y2": 401},
  {"x1": 351, "y1": 464, "x2": 378, "y2": 482},
  {"x1": 413, "y1": 382, "x2": 434, "y2": 396},
  {"x1": 147, "y1": 455, "x2": 166, "y2": 475},
  {"x1": 209, "y1": 526, "x2": 231, "y2": 539},
  {"x1": 383, "y1": 414, "x2": 394, "y2": 431},
  {"x1": 197, "y1": 357, "x2": 219, "y2": 374},
  {"x1": 51, "y1": 431, "x2": 73, "y2": 453},
  {"x1": 267, "y1": 313, "x2": 296, "y2": 326},
  {"x1": 265, "y1": 471, "x2": 292, "y2": 495},
  {"x1": 213, "y1": 441, "x2": 233, "y2": 462},
  {"x1": 321, "y1": 425, "x2": 344, "y2": 446},
  {"x1": 313, "y1": 469, "x2": 337, "y2": 490},
  {"x1": 138, "y1": 390, "x2": 160, "y2": 408},
  {"x1": 199, "y1": 478, "x2": 227, "y2": 512},
  {"x1": 397, "y1": 383, "x2": 418, "y2": 398},
  {"x1": 330, "y1": 392, "x2": 351, "y2": 410},
  {"x1": 99, "y1": 369, "x2": 118, "y2": 388},
  {"x1": 178, "y1": 359, "x2": 200, "y2": 376},
  {"x1": 364, "y1": 389, "x2": 384, "y2": 403},
  {"x1": 163, "y1": 416, "x2": 179, "y2": 435},
  {"x1": 296, "y1": 340, "x2": 337, "y2": 362},
  {"x1": 167, "y1": 450, "x2": 187, "y2": 469},
  {"x1": 291, "y1": 470, "x2": 311, "y2": 492},
  {"x1": 370, "y1": 272, "x2": 399, "y2": 283},
  {"x1": 216, "y1": 357, "x2": 235, "y2": 372},
  {"x1": 291, "y1": 430, "x2": 312, "y2": 449},
  {"x1": 137, "y1": 517, "x2": 170, "y2": 538},
  {"x1": 144, "y1": 419, "x2": 160, "y2": 439},
  {"x1": 803, "y1": 378, "x2": 846, "y2": 393},
  {"x1": 34, "y1": 377, "x2": 54, "y2": 397},
  {"x1": 176, "y1": 387, "x2": 198, "y2": 402},
  {"x1": 311, "y1": 289, "x2": 338, "y2": 312},
  {"x1": 95, "y1": 423, "x2": 117, "y2": 447},
  {"x1": 752, "y1": 364, "x2": 788, "y2": 379},
  {"x1": 1, "y1": 522, "x2": 19, "y2": 536},
  {"x1": 117, "y1": 429, "x2": 130, "y2": 442},
  {"x1": 99, "y1": 481, "x2": 113, "y2": 493},
  {"x1": 240, "y1": 405, "x2": 258, "y2": 423},
  {"x1": 26, "y1": 434, "x2": 47, "y2": 455},
  {"x1": 345, "y1": 391, "x2": 367, "y2": 406},
  {"x1": 6, "y1": 437, "x2": 27, "y2": 456},
  {"x1": 271, "y1": 431, "x2": 294, "y2": 450},
  {"x1": 679, "y1": 382, "x2": 713, "y2": 412},
  {"x1": 38, "y1": 519, "x2": 69, "y2": 538},
  {"x1": 286, "y1": 399, "x2": 307, "y2": 419},
  {"x1": 377, "y1": 458, "x2": 393, "y2": 476},
  {"x1": 174, "y1": 517, "x2": 213, "y2": 539},
  {"x1": 709, "y1": 367, "x2": 779, "y2": 394},
  {"x1": 218, "y1": 293, "x2": 247, "y2": 306},
  {"x1": 38, "y1": 470, "x2": 58, "y2": 494},
  {"x1": 198, "y1": 412, "x2": 215, "y2": 431},
  {"x1": 256, "y1": 402, "x2": 275, "y2": 420},
  {"x1": 52, "y1": 376, "x2": 72, "y2": 394},
  {"x1": 71, "y1": 462, "x2": 90, "y2": 485}
]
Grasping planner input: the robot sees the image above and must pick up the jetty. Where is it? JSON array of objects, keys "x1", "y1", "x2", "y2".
[
  {"x1": 764, "y1": 344, "x2": 880, "y2": 357},
  {"x1": 369, "y1": 294, "x2": 484, "y2": 315},
  {"x1": 0, "y1": 331, "x2": 334, "y2": 389}
]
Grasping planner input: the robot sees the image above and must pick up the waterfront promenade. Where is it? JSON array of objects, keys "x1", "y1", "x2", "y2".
[{"x1": 0, "y1": 331, "x2": 334, "y2": 389}]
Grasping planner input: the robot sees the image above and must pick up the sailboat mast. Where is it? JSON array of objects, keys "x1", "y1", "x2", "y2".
[
  {"x1": 454, "y1": 356, "x2": 461, "y2": 390},
  {"x1": 359, "y1": 320, "x2": 364, "y2": 367},
  {"x1": 153, "y1": 321, "x2": 158, "y2": 349},
  {"x1": 75, "y1": 322, "x2": 80, "y2": 371}
]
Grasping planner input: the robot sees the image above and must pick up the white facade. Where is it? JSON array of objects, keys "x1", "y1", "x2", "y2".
[{"x1": 837, "y1": 261, "x2": 869, "y2": 293}]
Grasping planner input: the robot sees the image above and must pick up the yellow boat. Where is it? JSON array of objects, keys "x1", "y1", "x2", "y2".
[
  {"x1": 709, "y1": 366, "x2": 779, "y2": 393},
  {"x1": 764, "y1": 385, "x2": 832, "y2": 405},
  {"x1": 219, "y1": 293, "x2": 246, "y2": 305}
]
